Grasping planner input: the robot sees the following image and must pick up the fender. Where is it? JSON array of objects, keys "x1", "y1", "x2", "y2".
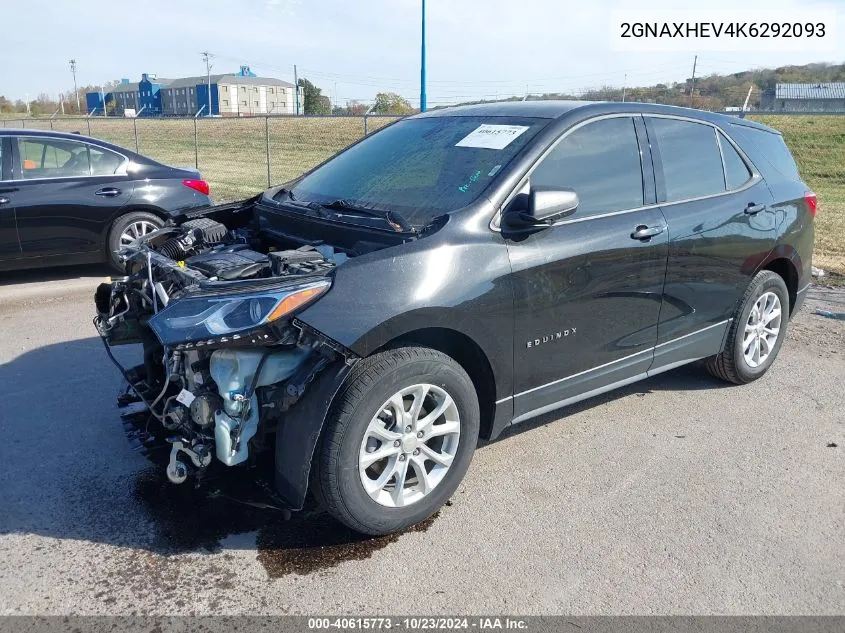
[{"x1": 273, "y1": 359, "x2": 356, "y2": 509}]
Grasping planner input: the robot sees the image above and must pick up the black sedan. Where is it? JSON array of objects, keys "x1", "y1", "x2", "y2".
[{"x1": 0, "y1": 128, "x2": 212, "y2": 271}]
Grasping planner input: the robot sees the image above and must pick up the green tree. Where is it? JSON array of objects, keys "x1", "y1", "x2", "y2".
[
  {"x1": 373, "y1": 92, "x2": 414, "y2": 114},
  {"x1": 297, "y1": 77, "x2": 331, "y2": 115}
]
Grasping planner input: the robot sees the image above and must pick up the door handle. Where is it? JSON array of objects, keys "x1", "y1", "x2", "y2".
[
  {"x1": 631, "y1": 225, "x2": 666, "y2": 241},
  {"x1": 95, "y1": 187, "x2": 122, "y2": 197},
  {"x1": 0, "y1": 197, "x2": 9, "y2": 205},
  {"x1": 744, "y1": 202, "x2": 766, "y2": 215}
]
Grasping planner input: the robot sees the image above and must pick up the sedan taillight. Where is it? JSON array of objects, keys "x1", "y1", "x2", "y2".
[
  {"x1": 805, "y1": 191, "x2": 818, "y2": 219},
  {"x1": 183, "y1": 179, "x2": 210, "y2": 196}
]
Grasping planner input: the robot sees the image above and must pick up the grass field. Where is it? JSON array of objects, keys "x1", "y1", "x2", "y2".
[{"x1": 3, "y1": 113, "x2": 843, "y2": 273}]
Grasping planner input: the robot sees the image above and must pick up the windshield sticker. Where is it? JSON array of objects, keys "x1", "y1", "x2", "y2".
[
  {"x1": 488, "y1": 164, "x2": 502, "y2": 177},
  {"x1": 458, "y1": 170, "x2": 482, "y2": 193},
  {"x1": 456, "y1": 124, "x2": 530, "y2": 150}
]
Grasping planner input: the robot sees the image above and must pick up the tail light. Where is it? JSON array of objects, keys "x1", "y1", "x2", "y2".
[
  {"x1": 182, "y1": 179, "x2": 210, "y2": 196},
  {"x1": 805, "y1": 191, "x2": 817, "y2": 218}
]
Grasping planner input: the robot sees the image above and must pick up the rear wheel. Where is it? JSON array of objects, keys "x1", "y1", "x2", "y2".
[
  {"x1": 706, "y1": 270, "x2": 790, "y2": 384},
  {"x1": 107, "y1": 211, "x2": 163, "y2": 271},
  {"x1": 313, "y1": 347, "x2": 479, "y2": 535}
]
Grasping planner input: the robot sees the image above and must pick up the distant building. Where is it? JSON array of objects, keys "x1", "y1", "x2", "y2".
[
  {"x1": 86, "y1": 66, "x2": 302, "y2": 116},
  {"x1": 762, "y1": 83, "x2": 845, "y2": 113}
]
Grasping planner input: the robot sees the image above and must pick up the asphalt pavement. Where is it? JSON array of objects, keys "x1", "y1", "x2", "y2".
[{"x1": 0, "y1": 269, "x2": 842, "y2": 615}]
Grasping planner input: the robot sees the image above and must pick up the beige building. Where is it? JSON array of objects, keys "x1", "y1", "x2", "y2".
[{"x1": 160, "y1": 71, "x2": 302, "y2": 116}]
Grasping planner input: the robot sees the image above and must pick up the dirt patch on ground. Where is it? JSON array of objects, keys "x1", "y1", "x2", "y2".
[{"x1": 787, "y1": 283, "x2": 845, "y2": 358}]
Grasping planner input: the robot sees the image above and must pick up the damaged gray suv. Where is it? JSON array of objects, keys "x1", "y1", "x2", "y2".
[{"x1": 95, "y1": 101, "x2": 815, "y2": 535}]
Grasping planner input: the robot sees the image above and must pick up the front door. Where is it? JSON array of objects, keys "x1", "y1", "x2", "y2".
[
  {"x1": 10, "y1": 135, "x2": 132, "y2": 258},
  {"x1": 503, "y1": 115, "x2": 669, "y2": 423}
]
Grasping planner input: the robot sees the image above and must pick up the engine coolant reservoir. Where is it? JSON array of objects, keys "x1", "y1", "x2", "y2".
[{"x1": 209, "y1": 347, "x2": 310, "y2": 465}]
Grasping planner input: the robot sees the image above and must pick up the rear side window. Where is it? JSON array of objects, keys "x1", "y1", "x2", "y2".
[
  {"x1": 530, "y1": 116, "x2": 644, "y2": 217},
  {"x1": 726, "y1": 124, "x2": 801, "y2": 182},
  {"x1": 89, "y1": 146, "x2": 124, "y2": 176},
  {"x1": 718, "y1": 131, "x2": 752, "y2": 190},
  {"x1": 17, "y1": 137, "x2": 91, "y2": 179},
  {"x1": 649, "y1": 118, "x2": 724, "y2": 202}
]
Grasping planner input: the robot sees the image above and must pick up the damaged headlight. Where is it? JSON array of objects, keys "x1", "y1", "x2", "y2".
[{"x1": 148, "y1": 279, "x2": 331, "y2": 346}]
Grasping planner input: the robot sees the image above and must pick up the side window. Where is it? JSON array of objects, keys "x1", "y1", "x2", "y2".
[
  {"x1": 649, "y1": 118, "x2": 724, "y2": 201},
  {"x1": 89, "y1": 146, "x2": 124, "y2": 176},
  {"x1": 718, "y1": 131, "x2": 752, "y2": 190},
  {"x1": 17, "y1": 138, "x2": 91, "y2": 179},
  {"x1": 531, "y1": 117, "x2": 644, "y2": 217}
]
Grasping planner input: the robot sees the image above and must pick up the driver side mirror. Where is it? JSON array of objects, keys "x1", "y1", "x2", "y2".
[{"x1": 528, "y1": 186, "x2": 579, "y2": 223}]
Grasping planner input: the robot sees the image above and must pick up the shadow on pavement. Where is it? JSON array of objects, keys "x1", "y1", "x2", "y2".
[
  {"x1": 0, "y1": 334, "x2": 731, "y2": 575},
  {"x1": 0, "y1": 263, "x2": 112, "y2": 288}
]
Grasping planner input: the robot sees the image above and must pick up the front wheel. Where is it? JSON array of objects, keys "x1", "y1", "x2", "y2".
[
  {"x1": 706, "y1": 270, "x2": 790, "y2": 384},
  {"x1": 313, "y1": 347, "x2": 480, "y2": 535},
  {"x1": 107, "y1": 211, "x2": 163, "y2": 271}
]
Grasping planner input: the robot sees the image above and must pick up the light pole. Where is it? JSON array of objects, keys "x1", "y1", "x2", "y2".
[
  {"x1": 420, "y1": 0, "x2": 427, "y2": 112},
  {"x1": 69, "y1": 59, "x2": 80, "y2": 113}
]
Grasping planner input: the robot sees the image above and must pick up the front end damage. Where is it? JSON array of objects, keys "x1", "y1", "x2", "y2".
[{"x1": 93, "y1": 197, "x2": 379, "y2": 507}]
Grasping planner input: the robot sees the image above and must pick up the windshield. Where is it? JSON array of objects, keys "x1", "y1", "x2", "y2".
[{"x1": 289, "y1": 116, "x2": 549, "y2": 228}]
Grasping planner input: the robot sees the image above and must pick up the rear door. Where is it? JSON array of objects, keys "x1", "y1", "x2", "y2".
[
  {"x1": 10, "y1": 135, "x2": 133, "y2": 258},
  {"x1": 0, "y1": 136, "x2": 22, "y2": 261},
  {"x1": 644, "y1": 115, "x2": 778, "y2": 368},
  {"x1": 504, "y1": 115, "x2": 669, "y2": 422}
]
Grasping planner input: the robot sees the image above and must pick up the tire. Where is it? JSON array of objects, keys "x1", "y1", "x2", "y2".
[
  {"x1": 706, "y1": 270, "x2": 790, "y2": 385},
  {"x1": 314, "y1": 347, "x2": 480, "y2": 535},
  {"x1": 107, "y1": 211, "x2": 164, "y2": 271}
]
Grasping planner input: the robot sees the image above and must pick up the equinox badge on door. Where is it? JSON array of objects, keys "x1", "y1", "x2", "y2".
[{"x1": 526, "y1": 328, "x2": 576, "y2": 348}]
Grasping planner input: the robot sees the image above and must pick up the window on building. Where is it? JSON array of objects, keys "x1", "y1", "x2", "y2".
[
  {"x1": 530, "y1": 116, "x2": 644, "y2": 217},
  {"x1": 254, "y1": 87, "x2": 258, "y2": 93},
  {"x1": 269, "y1": 88, "x2": 274, "y2": 94},
  {"x1": 241, "y1": 100, "x2": 247, "y2": 106},
  {"x1": 649, "y1": 117, "x2": 725, "y2": 201},
  {"x1": 254, "y1": 101, "x2": 259, "y2": 107},
  {"x1": 222, "y1": 99, "x2": 229, "y2": 106},
  {"x1": 221, "y1": 85, "x2": 228, "y2": 92}
]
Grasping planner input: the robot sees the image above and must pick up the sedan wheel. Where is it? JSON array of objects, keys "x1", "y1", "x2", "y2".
[
  {"x1": 119, "y1": 219, "x2": 159, "y2": 246},
  {"x1": 359, "y1": 384, "x2": 461, "y2": 508}
]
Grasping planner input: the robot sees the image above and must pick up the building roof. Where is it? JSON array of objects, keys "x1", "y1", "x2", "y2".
[
  {"x1": 111, "y1": 82, "x2": 140, "y2": 93},
  {"x1": 163, "y1": 74, "x2": 295, "y2": 90},
  {"x1": 775, "y1": 83, "x2": 845, "y2": 100}
]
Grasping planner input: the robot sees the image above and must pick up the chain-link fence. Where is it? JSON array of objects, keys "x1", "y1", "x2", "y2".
[
  {"x1": 1, "y1": 112, "x2": 843, "y2": 272},
  {"x1": 0, "y1": 115, "x2": 402, "y2": 203}
]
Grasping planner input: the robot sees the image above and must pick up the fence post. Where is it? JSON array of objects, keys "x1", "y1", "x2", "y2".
[
  {"x1": 133, "y1": 118, "x2": 139, "y2": 153},
  {"x1": 21, "y1": 119, "x2": 25, "y2": 129},
  {"x1": 194, "y1": 117, "x2": 199, "y2": 169},
  {"x1": 363, "y1": 114, "x2": 368, "y2": 136},
  {"x1": 50, "y1": 120, "x2": 54, "y2": 130},
  {"x1": 86, "y1": 117, "x2": 91, "y2": 136},
  {"x1": 265, "y1": 116, "x2": 271, "y2": 187}
]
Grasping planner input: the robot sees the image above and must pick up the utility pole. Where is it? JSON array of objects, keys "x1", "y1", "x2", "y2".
[
  {"x1": 202, "y1": 51, "x2": 212, "y2": 116},
  {"x1": 293, "y1": 64, "x2": 300, "y2": 115},
  {"x1": 420, "y1": 0, "x2": 427, "y2": 112},
  {"x1": 69, "y1": 59, "x2": 80, "y2": 113},
  {"x1": 689, "y1": 55, "x2": 698, "y2": 107},
  {"x1": 622, "y1": 73, "x2": 627, "y2": 103}
]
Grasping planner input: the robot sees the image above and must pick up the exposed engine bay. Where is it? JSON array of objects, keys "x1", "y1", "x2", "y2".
[{"x1": 93, "y1": 195, "x2": 413, "y2": 493}]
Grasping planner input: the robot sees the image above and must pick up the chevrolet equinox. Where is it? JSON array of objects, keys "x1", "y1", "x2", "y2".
[{"x1": 95, "y1": 101, "x2": 815, "y2": 535}]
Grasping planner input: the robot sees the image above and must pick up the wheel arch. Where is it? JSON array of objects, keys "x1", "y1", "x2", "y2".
[
  {"x1": 378, "y1": 327, "x2": 498, "y2": 441},
  {"x1": 761, "y1": 257, "x2": 799, "y2": 315}
]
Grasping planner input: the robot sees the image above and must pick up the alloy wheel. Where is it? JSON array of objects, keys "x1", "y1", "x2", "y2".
[
  {"x1": 743, "y1": 291, "x2": 782, "y2": 368},
  {"x1": 358, "y1": 384, "x2": 461, "y2": 508},
  {"x1": 120, "y1": 220, "x2": 159, "y2": 245}
]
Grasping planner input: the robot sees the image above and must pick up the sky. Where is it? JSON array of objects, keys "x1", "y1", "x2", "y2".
[{"x1": 0, "y1": 0, "x2": 843, "y2": 107}]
